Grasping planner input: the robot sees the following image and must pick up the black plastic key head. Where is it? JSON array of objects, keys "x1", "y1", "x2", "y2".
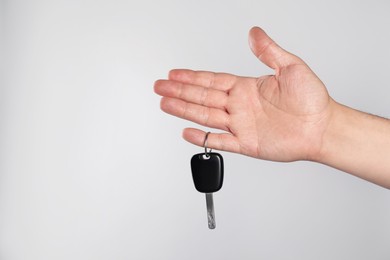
[{"x1": 191, "y1": 152, "x2": 224, "y2": 193}]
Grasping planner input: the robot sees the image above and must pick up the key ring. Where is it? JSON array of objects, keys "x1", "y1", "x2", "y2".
[{"x1": 203, "y1": 132, "x2": 212, "y2": 157}]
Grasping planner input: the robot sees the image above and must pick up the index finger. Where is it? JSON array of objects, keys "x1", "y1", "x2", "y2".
[{"x1": 168, "y1": 69, "x2": 238, "y2": 92}]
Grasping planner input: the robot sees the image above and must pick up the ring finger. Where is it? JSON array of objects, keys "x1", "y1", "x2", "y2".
[{"x1": 160, "y1": 97, "x2": 230, "y2": 131}]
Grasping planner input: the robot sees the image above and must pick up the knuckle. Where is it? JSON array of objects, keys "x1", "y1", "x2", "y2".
[
  {"x1": 199, "y1": 87, "x2": 209, "y2": 106},
  {"x1": 202, "y1": 107, "x2": 211, "y2": 126}
]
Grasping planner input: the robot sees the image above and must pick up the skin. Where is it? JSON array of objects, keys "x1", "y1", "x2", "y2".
[{"x1": 154, "y1": 27, "x2": 390, "y2": 189}]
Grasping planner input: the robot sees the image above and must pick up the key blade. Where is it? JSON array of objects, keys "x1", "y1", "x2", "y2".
[{"x1": 205, "y1": 193, "x2": 216, "y2": 229}]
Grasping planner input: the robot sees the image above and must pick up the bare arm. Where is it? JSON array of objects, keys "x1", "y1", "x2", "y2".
[
  {"x1": 154, "y1": 27, "x2": 390, "y2": 189},
  {"x1": 318, "y1": 101, "x2": 390, "y2": 188}
]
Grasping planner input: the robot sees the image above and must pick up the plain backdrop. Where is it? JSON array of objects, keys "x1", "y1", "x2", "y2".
[{"x1": 1, "y1": 0, "x2": 390, "y2": 259}]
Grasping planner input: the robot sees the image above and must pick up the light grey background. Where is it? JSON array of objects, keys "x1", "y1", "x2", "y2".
[{"x1": 1, "y1": 0, "x2": 390, "y2": 259}]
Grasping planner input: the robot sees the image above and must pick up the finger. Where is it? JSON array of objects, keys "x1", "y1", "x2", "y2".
[
  {"x1": 248, "y1": 27, "x2": 303, "y2": 70},
  {"x1": 183, "y1": 128, "x2": 241, "y2": 154},
  {"x1": 160, "y1": 97, "x2": 230, "y2": 131},
  {"x1": 154, "y1": 80, "x2": 228, "y2": 110},
  {"x1": 168, "y1": 69, "x2": 237, "y2": 92}
]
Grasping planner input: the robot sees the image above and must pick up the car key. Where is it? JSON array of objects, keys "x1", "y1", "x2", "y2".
[
  {"x1": 191, "y1": 152, "x2": 224, "y2": 229},
  {"x1": 191, "y1": 132, "x2": 224, "y2": 229}
]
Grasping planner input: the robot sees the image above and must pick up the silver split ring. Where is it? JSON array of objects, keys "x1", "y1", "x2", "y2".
[{"x1": 203, "y1": 132, "x2": 212, "y2": 157}]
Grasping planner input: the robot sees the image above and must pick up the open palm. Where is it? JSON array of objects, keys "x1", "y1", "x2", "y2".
[{"x1": 155, "y1": 27, "x2": 332, "y2": 162}]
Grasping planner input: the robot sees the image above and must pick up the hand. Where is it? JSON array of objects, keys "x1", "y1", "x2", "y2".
[
  {"x1": 155, "y1": 26, "x2": 390, "y2": 188},
  {"x1": 154, "y1": 27, "x2": 333, "y2": 162}
]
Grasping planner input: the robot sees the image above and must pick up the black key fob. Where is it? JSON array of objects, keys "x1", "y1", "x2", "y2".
[{"x1": 191, "y1": 152, "x2": 224, "y2": 193}]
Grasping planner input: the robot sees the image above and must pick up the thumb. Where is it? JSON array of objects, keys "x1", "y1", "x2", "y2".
[{"x1": 249, "y1": 27, "x2": 303, "y2": 70}]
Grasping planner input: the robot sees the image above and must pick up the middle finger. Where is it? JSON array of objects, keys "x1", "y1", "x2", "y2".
[{"x1": 154, "y1": 80, "x2": 228, "y2": 110}]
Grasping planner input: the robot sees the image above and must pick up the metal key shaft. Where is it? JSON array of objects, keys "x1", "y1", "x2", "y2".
[{"x1": 205, "y1": 193, "x2": 216, "y2": 229}]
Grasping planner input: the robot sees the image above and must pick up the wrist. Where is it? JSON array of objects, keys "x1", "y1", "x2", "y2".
[
  {"x1": 314, "y1": 99, "x2": 348, "y2": 165},
  {"x1": 314, "y1": 99, "x2": 390, "y2": 188}
]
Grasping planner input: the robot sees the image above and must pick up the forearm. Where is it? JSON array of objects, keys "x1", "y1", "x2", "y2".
[{"x1": 317, "y1": 99, "x2": 390, "y2": 189}]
